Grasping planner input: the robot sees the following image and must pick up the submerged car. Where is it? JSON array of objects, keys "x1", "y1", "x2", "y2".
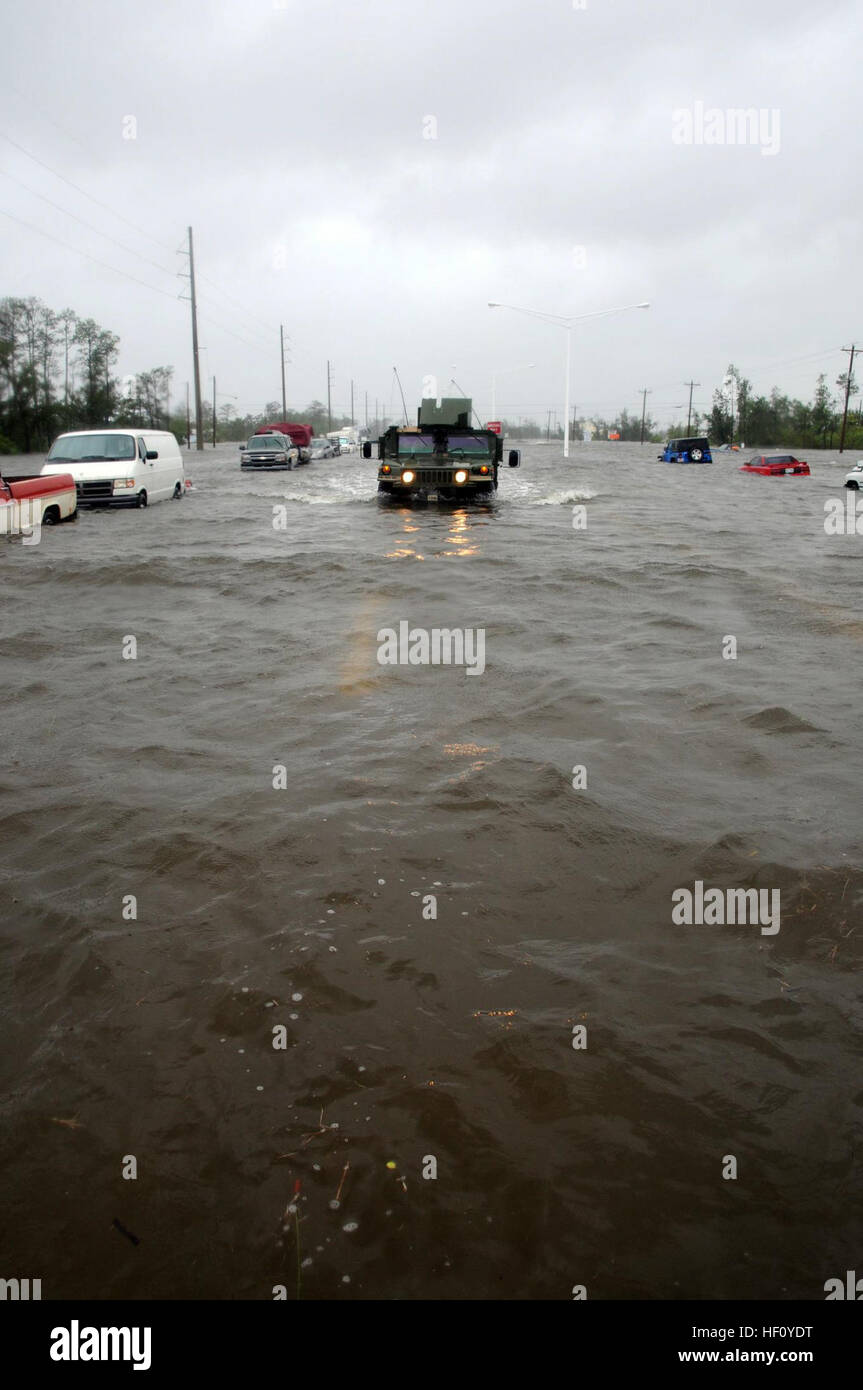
[
  {"x1": 239, "y1": 434, "x2": 299, "y2": 470},
  {"x1": 42, "y1": 428, "x2": 185, "y2": 507},
  {"x1": 1, "y1": 467, "x2": 77, "y2": 533},
  {"x1": 658, "y1": 436, "x2": 712, "y2": 463},
  {"x1": 308, "y1": 437, "x2": 337, "y2": 460},
  {"x1": 844, "y1": 462, "x2": 863, "y2": 488},
  {"x1": 740, "y1": 454, "x2": 810, "y2": 476}
]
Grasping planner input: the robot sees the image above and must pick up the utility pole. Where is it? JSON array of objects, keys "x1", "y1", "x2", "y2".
[
  {"x1": 185, "y1": 382, "x2": 191, "y2": 448},
  {"x1": 684, "y1": 379, "x2": 700, "y2": 434},
  {"x1": 839, "y1": 344, "x2": 857, "y2": 453},
  {"x1": 375, "y1": 398, "x2": 379, "y2": 433},
  {"x1": 365, "y1": 391, "x2": 368, "y2": 429},
  {"x1": 639, "y1": 388, "x2": 652, "y2": 444},
  {"x1": 546, "y1": 409, "x2": 552, "y2": 442},
  {"x1": 187, "y1": 227, "x2": 204, "y2": 451},
  {"x1": 280, "y1": 325, "x2": 287, "y2": 418},
  {"x1": 212, "y1": 376, "x2": 216, "y2": 447},
  {"x1": 327, "y1": 360, "x2": 333, "y2": 431}
]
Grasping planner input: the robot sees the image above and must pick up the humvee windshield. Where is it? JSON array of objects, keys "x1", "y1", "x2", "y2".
[
  {"x1": 446, "y1": 434, "x2": 491, "y2": 456},
  {"x1": 398, "y1": 433, "x2": 436, "y2": 456}
]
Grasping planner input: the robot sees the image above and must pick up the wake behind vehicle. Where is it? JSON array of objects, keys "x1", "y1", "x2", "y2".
[
  {"x1": 740, "y1": 453, "x2": 810, "y2": 476},
  {"x1": 41, "y1": 429, "x2": 185, "y2": 507},
  {"x1": 658, "y1": 436, "x2": 712, "y2": 463},
  {"x1": 364, "y1": 397, "x2": 520, "y2": 502},
  {"x1": 240, "y1": 433, "x2": 299, "y2": 470}
]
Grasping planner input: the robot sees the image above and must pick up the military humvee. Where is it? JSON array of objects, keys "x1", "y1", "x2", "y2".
[{"x1": 362, "y1": 398, "x2": 521, "y2": 501}]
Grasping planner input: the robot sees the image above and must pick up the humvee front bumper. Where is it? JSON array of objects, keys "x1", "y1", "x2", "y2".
[{"x1": 378, "y1": 466, "x2": 495, "y2": 498}]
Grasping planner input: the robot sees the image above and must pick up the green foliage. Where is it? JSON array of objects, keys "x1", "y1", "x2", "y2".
[{"x1": 3, "y1": 296, "x2": 856, "y2": 455}]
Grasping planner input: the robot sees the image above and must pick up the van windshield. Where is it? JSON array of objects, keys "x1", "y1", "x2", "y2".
[{"x1": 47, "y1": 433, "x2": 136, "y2": 462}]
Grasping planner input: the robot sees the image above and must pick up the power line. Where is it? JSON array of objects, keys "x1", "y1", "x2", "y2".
[
  {"x1": 0, "y1": 166, "x2": 177, "y2": 278},
  {"x1": 0, "y1": 207, "x2": 181, "y2": 300},
  {"x1": 1, "y1": 126, "x2": 285, "y2": 346},
  {"x1": 0, "y1": 130, "x2": 177, "y2": 254}
]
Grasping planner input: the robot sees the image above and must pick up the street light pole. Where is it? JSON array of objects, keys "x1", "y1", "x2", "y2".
[
  {"x1": 280, "y1": 325, "x2": 287, "y2": 418},
  {"x1": 488, "y1": 299, "x2": 650, "y2": 458},
  {"x1": 564, "y1": 327, "x2": 572, "y2": 456}
]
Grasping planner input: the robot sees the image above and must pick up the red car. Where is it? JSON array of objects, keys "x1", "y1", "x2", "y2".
[{"x1": 740, "y1": 454, "x2": 810, "y2": 476}]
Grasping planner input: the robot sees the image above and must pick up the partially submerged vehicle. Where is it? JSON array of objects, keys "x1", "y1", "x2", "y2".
[
  {"x1": 254, "y1": 422, "x2": 313, "y2": 463},
  {"x1": 364, "y1": 397, "x2": 520, "y2": 502},
  {"x1": 41, "y1": 429, "x2": 185, "y2": 507},
  {"x1": 740, "y1": 453, "x2": 810, "y2": 476},
  {"x1": 844, "y1": 461, "x2": 863, "y2": 488},
  {"x1": 308, "y1": 437, "x2": 338, "y2": 460},
  {"x1": 240, "y1": 433, "x2": 299, "y2": 470},
  {"x1": 658, "y1": 436, "x2": 712, "y2": 463},
  {"x1": 0, "y1": 468, "x2": 76, "y2": 535}
]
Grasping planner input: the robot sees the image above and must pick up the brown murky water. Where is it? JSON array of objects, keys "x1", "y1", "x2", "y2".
[{"x1": 1, "y1": 442, "x2": 861, "y2": 1299}]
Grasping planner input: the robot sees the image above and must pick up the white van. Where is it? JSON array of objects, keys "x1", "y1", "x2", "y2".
[{"x1": 41, "y1": 428, "x2": 185, "y2": 508}]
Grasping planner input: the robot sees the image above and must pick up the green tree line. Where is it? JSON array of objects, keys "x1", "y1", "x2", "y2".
[
  {"x1": 0, "y1": 296, "x2": 363, "y2": 454},
  {"x1": 503, "y1": 361, "x2": 863, "y2": 450},
  {"x1": 5, "y1": 298, "x2": 859, "y2": 454}
]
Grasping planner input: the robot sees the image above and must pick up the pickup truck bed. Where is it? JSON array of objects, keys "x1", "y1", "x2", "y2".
[{"x1": 1, "y1": 470, "x2": 77, "y2": 536}]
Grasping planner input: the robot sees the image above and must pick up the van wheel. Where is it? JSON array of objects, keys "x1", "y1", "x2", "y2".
[
  {"x1": 42, "y1": 506, "x2": 61, "y2": 525},
  {"x1": 173, "y1": 482, "x2": 183, "y2": 498},
  {"x1": 690, "y1": 448, "x2": 703, "y2": 461},
  {"x1": 136, "y1": 490, "x2": 148, "y2": 508}
]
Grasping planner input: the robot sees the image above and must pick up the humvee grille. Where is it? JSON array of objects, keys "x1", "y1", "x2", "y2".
[{"x1": 412, "y1": 469, "x2": 456, "y2": 485}]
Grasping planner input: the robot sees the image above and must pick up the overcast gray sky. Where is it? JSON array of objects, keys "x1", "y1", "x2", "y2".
[{"x1": 2, "y1": 0, "x2": 860, "y2": 428}]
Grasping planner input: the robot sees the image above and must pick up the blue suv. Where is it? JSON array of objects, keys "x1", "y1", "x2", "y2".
[{"x1": 658, "y1": 436, "x2": 712, "y2": 463}]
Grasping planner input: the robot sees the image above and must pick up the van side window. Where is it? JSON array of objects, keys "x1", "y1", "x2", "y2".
[{"x1": 138, "y1": 438, "x2": 148, "y2": 459}]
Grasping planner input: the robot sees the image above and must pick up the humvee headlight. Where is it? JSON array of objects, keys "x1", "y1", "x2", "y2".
[
  {"x1": 381, "y1": 464, "x2": 392, "y2": 475},
  {"x1": 401, "y1": 469, "x2": 415, "y2": 484},
  {"x1": 454, "y1": 469, "x2": 468, "y2": 484}
]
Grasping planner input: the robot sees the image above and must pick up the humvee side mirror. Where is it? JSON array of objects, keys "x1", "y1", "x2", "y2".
[
  {"x1": 508, "y1": 449, "x2": 520, "y2": 468},
  {"x1": 362, "y1": 441, "x2": 372, "y2": 459}
]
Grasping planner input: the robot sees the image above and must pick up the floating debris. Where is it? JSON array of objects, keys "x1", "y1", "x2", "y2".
[
  {"x1": 112, "y1": 1218, "x2": 140, "y2": 1247},
  {"x1": 335, "y1": 1162, "x2": 350, "y2": 1203}
]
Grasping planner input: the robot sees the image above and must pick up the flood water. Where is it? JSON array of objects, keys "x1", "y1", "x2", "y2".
[{"x1": 1, "y1": 440, "x2": 861, "y2": 1300}]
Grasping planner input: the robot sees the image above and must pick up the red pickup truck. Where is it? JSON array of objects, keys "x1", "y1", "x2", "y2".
[{"x1": 0, "y1": 469, "x2": 77, "y2": 541}]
